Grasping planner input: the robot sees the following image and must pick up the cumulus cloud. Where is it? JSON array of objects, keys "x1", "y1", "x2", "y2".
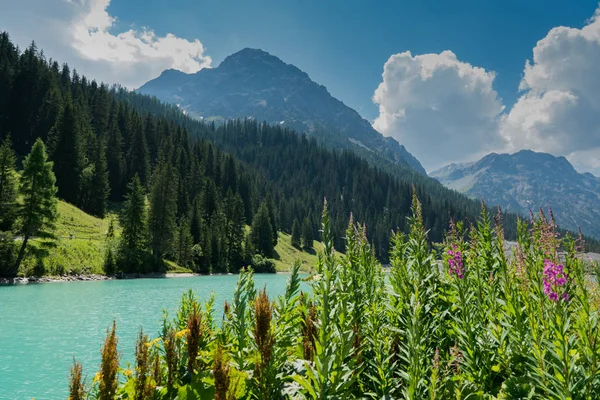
[
  {"x1": 500, "y1": 7, "x2": 600, "y2": 172},
  {"x1": 372, "y1": 50, "x2": 505, "y2": 171},
  {"x1": 0, "y1": 0, "x2": 211, "y2": 89},
  {"x1": 373, "y1": 6, "x2": 600, "y2": 174}
]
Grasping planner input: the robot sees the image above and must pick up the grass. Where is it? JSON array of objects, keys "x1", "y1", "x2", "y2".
[
  {"x1": 271, "y1": 231, "x2": 323, "y2": 272},
  {"x1": 18, "y1": 201, "x2": 321, "y2": 276},
  {"x1": 21, "y1": 201, "x2": 112, "y2": 276}
]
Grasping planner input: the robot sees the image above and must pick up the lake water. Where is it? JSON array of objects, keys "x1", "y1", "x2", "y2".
[{"x1": 0, "y1": 274, "x2": 297, "y2": 399}]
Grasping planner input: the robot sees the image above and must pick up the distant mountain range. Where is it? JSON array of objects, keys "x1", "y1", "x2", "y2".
[
  {"x1": 138, "y1": 48, "x2": 426, "y2": 174},
  {"x1": 431, "y1": 150, "x2": 600, "y2": 238}
]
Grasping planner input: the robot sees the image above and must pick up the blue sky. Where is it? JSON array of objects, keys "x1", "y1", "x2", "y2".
[
  {"x1": 1, "y1": 0, "x2": 600, "y2": 172},
  {"x1": 106, "y1": 0, "x2": 598, "y2": 121}
]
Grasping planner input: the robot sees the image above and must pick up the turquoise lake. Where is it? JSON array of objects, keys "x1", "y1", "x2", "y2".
[{"x1": 0, "y1": 274, "x2": 297, "y2": 399}]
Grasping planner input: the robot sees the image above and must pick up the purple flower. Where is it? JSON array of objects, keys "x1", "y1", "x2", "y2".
[
  {"x1": 542, "y1": 259, "x2": 568, "y2": 302},
  {"x1": 447, "y1": 246, "x2": 464, "y2": 279}
]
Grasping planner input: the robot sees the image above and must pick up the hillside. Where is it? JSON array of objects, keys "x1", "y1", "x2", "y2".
[
  {"x1": 18, "y1": 201, "x2": 318, "y2": 276},
  {"x1": 431, "y1": 150, "x2": 600, "y2": 238},
  {"x1": 138, "y1": 48, "x2": 426, "y2": 174}
]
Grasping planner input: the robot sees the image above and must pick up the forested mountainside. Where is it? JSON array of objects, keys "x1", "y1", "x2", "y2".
[
  {"x1": 431, "y1": 150, "x2": 600, "y2": 239},
  {"x1": 1, "y1": 32, "x2": 598, "y2": 272},
  {"x1": 138, "y1": 48, "x2": 426, "y2": 174}
]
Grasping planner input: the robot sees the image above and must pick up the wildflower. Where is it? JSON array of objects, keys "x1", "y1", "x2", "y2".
[
  {"x1": 135, "y1": 329, "x2": 152, "y2": 399},
  {"x1": 543, "y1": 259, "x2": 568, "y2": 302},
  {"x1": 186, "y1": 304, "x2": 202, "y2": 374},
  {"x1": 175, "y1": 328, "x2": 189, "y2": 339},
  {"x1": 447, "y1": 245, "x2": 464, "y2": 279},
  {"x1": 68, "y1": 358, "x2": 86, "y2": 400},
  {"x1": 99, "y1": 320, "x2": 119, "y2": 400},
  {"x1": 213, "y1": 345, "x2": 231, "y2": 400},
  {"x1": 146, "y1": 337, "x2": 161, "y2": 348}
]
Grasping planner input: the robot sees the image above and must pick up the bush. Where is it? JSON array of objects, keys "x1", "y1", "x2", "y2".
[
  {"x1": 250, "y1": 254, "x2": 276, "y2": 273},
  {"x1": 0, "y1": 231, "x2": 17, "y2": 277}
]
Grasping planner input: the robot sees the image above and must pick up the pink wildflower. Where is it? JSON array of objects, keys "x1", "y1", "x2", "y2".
[
  {"x1": 543, "y1": 259, "x2": 568, "y2": 302},
  {"x1": 447, "y1": 245, "x2": 464, "y2": 279}
]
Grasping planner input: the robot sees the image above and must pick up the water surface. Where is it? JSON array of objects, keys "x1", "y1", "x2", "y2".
[{"x1": 0, "y1": 274, "x2": 295, "y2": 399}]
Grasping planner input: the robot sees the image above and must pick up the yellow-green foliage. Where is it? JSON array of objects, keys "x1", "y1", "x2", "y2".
[
  {"x1": 272, "y1": 231, "x2": 324, "y2": 272},
  {"x1": 21, "y1": 201, "x2": 112, "y2": 276}
]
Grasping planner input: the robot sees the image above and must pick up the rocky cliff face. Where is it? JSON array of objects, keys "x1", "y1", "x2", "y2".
[
  {"x1": 431, "y1": 150, "x2": 600, "y2": 238},
  {"x1": 139, "y1": 48, "x2": 425, "y2": 174}
]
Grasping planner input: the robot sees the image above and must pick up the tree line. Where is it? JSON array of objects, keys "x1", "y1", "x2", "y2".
[{"x1": 1, "y1": 31, "x2": 598, "y2": 278}]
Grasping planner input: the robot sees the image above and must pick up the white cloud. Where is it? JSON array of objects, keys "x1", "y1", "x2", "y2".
[
  {"x1": 373, "y1": 6, "x2": 600, "y2": 175},
  {"x1": 0, "y1": 0, "x2": 211, "y2": 89},
  {"x1": 499, "y1": 7, "x2": 600, "y2": 172},
  {"x1": 372, "y1": 50, "x2": 505, "y2": 171}
]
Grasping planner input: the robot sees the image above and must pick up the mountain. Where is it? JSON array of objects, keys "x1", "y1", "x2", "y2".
[
  {"x1": 138, "y1": 48, "x2": 426, "y2": 174},
  {"x1": 430, "y1": 150, "x2": 600, "y2": 238}
]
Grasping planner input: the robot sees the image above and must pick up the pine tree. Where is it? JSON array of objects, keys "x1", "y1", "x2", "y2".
[
  {"x1": 148, "y1": 159, "x2": 178, "y2": 258},
  {"x1": 14, "y1": 139, "x2": 58, "y2": 272},
  {"x1": 250, "y1": 202, "x2": 274, "y2": 258},
  {"x1": 0, "y1": 136, "x2": 18, "y2": 230},
  {"x1": 265, "y1": 192, "x2": 278, "y2": 246},
  {"x1": 127, "y1": 117, "x2": 150, "y2": 188},
  {"x1": 291, "y1": 218, "x2": 302, "y2": 249},
  {"x1": 118, "y1": 175, "x2": 147, "y2": 272},
  {"x1": 224, "y1": 192, "x2": 246, "y2": 270},
  {"x1": 106, "y1": 110, "x2": 125, "y2": 201},
  {"x1": 190, "y1": 195, "x2": 204, "y2": 244},
  {"x1": 174, "y1": 217, "x2": 193, "y2": 268},
  {"x1": 302, "y1": 217, "x2": 313, "y2": 249},
  {"x1": 51, "y1": 98, "x2": 85, "y2": 204}
]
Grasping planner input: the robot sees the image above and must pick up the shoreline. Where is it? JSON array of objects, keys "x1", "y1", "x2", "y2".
[{"x1": 0, "y1": 271, "x2": 290, "y2": 285}]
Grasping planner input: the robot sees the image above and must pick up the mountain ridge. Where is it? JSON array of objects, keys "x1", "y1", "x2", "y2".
[
  {"x1": 431, "y1": 150, "x2": 600, "y2": 238},
  {"x1": 138, "y1": 48, "x2": 426, "y2": 174}
]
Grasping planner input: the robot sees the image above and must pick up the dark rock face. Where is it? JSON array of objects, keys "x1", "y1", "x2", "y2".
[
  {"x1": 431, "y1": 150, "x2": 600, "y2": 238},
  {"x1": 138, "y1": 48, "x2": 425, "y2": 174}
]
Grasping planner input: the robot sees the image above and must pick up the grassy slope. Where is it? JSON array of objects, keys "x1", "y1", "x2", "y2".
[
  {"x1": 21, "y1": 201, "x2": 322, "y2": 276},
  {"x1": 21, "y1": 201, "x2": 112, "y2": 276},
  {"x1": 272, "y1": 231, "x2": 322, "y2": 272}
]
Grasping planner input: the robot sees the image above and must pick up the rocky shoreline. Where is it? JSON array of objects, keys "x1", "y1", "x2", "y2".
[{"x1": 0, "y1": 272, "x2": 232, "y2": 285}]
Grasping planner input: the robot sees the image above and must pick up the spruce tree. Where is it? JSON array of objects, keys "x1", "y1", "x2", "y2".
[
  {"x1": 119, "y1": 175, "x2": 147, "y2": 272},
  {"x1": 148, "y1": 159, "x2": 178, "y2": 259},
  {"x1": 291, "y1": 218, "x2": 301, "y2": 249},
  {"x1": 0, "y1": 136, "x2": 18, "y2": 230},
  {"x1": 224, "y1": 192, "x2": 245, "y2": 270},
  {"x1": 51, "y1": 98, "x2": 85, "y2": 204},
  {"x1": 14, "y1": 139, "x2": 58, "y2": 272},
  {"x1": 302, "y1": 217, "x2": 313, "y2": 249},
  {"x1": 265, "y1": 192, "x2": 278, "y2": 246},
  {"x1": 106, "y1": 111, "x2": 125, "y2": 201},
  {"x1": 127, "y1": 118, "x2": 150, "y2": 188},
  {"x1": 250, "y1": 202, "x2": 274, "y2": 258},
  {"x1": 174, "y1": 217, "x2": 193, "y2": 268}
]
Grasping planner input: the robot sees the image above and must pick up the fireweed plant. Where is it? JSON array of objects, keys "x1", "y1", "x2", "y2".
[{"x1": 71, "y1": 196, "x2": 600, "y2": 399}]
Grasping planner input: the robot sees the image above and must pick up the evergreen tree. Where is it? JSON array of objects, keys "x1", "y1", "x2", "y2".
[
  {"x1": 291, "y1": 218, "x2": 302, "y2": 249},
  {"x1": 127, "y1": 118, "x2": 150, "y2": 188},
  {"x1": 265, "y1": 192, "x2": 279, "y2": 246},
  {"x1": 51, "y1": 98, "x2": 85, "y2": 204},
  {"x1": 174, "y1": 217, "x2": 193, "y2": 268},
  {"x1": 148, "y1": 159, "x2": 178, "y2": 258},
  {"x1": 190, "y1": 195, "x2": 203, "y2": 244},
  {"x1": 302, "y1": 217, "x2": 313, "y2": 249},
  {"x1": 106, "y1": 111, "x2": 125, "y2": 201},
  {"x1": 0, "y1": 136, "x2": 18, "y2": 230},
  {"x1": 118, "y1": 175, "x2": 147, "y2": 272},
  {"x1": 250, "y1": 202, "x2": 274, "y2": 258},
  {"x1": 14, "y1": 139, "x2": 58, "y2": 272},
  {"x1": 223, "y1": 192, "x2": 246, "y2": 270}
]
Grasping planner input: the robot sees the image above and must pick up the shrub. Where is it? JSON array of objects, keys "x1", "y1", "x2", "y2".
[{"x1": 251, "y1": 254, "x2": 276, "y2": 273}]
